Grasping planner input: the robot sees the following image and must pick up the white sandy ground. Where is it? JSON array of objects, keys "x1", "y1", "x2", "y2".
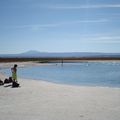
[{"x1": 0, "y1": 62, "x2": 120, "y2": 120}]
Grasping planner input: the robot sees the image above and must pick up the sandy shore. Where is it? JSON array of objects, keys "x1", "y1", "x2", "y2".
[{"x1": 0, "y1": 62, "x2": 120, "y2": 120}]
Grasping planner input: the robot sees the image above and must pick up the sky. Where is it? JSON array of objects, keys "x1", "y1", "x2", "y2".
[{"x1": 0, "y1": 0, "x2": 120, "y2": 54}]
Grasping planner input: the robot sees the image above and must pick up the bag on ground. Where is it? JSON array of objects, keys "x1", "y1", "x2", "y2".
[
  {"x1": 0, "y1": 79, "x2": 4, "y2": 85},
  {"x1": 12, "y1": 81, "x2": 19, "y2": 88}
]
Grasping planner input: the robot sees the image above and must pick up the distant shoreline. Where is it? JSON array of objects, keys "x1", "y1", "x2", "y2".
[{"x1": 0, "y1": 57, "x2": 120, "y2": 62}]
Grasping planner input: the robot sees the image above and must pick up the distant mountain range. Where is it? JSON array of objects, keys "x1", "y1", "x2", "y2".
[{"x1": 0, "y1": 50, "x2": 120, "y2": 58}]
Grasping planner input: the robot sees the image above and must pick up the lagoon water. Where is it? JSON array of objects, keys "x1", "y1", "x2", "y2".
[{"x1": 1, "y1": 61, "x2": 120, "y2": 87}]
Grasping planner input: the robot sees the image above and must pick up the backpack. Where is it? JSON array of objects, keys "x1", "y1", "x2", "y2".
[
  {"x1": 12, "y1": 81, "x2": 19, "y2": 88},
  {"x1": 0, "y1": 79, "x2": 4, "y2": 85}
]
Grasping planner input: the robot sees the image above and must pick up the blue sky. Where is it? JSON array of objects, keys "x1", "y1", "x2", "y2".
[{"x1": 0, "y1": 0, "x2": 120, "y2": 54}]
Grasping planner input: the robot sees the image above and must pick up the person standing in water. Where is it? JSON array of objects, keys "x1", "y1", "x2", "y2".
[{"x1": 11, "y1": 64, "x2": 18, "y2": 82}]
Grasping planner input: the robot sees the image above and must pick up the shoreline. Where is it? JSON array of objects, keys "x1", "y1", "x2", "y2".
[
  {"x1": 0, "y1": 57, "x2": 120, "y2": 63},
  {"x1": 1, "y1": 70, "x2": 119, "y2": 89},
  {"x1": 0, "y1": 61, "x2": 120, "y2": 88},
  {"x1": 0, "y1": 62, "x2": 120, "y2": 120},
  {"x1": 0, "y1": 61, "x2": 120, "y2": 89}
]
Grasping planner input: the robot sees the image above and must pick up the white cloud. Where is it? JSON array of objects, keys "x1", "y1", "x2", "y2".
[
  {"x1": 6, "y1": 19, "x2": 108, "y2": 30},
  {"x1": 82, "y1": 36, "x2": 120, "y2": 43},
  {"x1": 6, "y1": 24, "x2": 58, "y2": 30},
  {"x1": 46, "y1": 4, "x2": 120, "y2": 9},
  {"x1": 72, "y1": 19, "x2": 108, "y2": 23}
]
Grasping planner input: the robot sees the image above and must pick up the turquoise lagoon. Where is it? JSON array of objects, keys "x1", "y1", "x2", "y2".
[{"x1": 1, "y1": 61, "x2": 120, "y2": 87}]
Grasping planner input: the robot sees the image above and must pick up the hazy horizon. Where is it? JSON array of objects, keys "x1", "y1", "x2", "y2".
[
  {"x1": 1, "y1": 50, "x2": 120, "y2": 55},
  {"x1": 0, "y1": 0, "x2": 120, "y2": 54}
]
